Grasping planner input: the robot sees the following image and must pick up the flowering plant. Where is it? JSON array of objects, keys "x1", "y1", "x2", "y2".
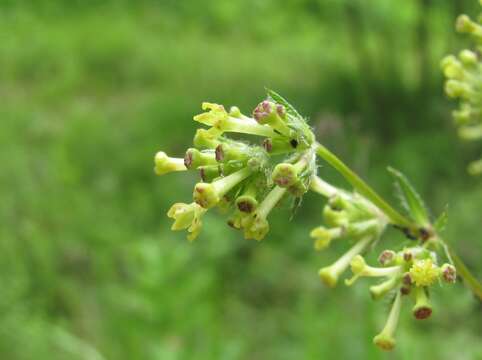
[{"x1": 154, "y1": 5, "x2": 482, "y2": 352}]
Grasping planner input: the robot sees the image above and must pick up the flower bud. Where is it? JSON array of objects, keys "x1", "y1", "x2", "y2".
[
  {"x1": 236, "y1": 195, "x2": 258, "y2": 213},
  {"x1": 263, "y1": 137, "x2": 296, "y2": 154},
  {"x1": 199, "y1": 165, "x2": 222, "y2": 182},
  {"x1": 468, "y1": 158, "x2": 482, "y2": 175},
  {"x1": 154, "y1": 151, "x2": 187, "y2": 175},
  {"x1": 441, "y1": 56, "x2": 464, "y2": 80},
  {"x1": 184, "y1": 148, "x2": 217, "y2": 169},
  {"x1": 193, "y1": 183, "x2": 220, "y2": 209},
  {"x1": 241, "y1": 186, "x2": 287, "y2": 241},
  {"x1": 252, "y1": 100, "x2": 291, "y2": 137},
  {"x1": 458, "y1": 124, "x2": 482, "y2": 140},
  {"x1": 319, "y1": 235, "x2": 373, "y2": 287},
  {"x1": 440, "y1": 263, "x2": 457, "y2": 283},
  {"x1": 409, "y1": 259, "x2": 440, "y2": 287},
  {"x1": 215, "y1": 143, "x2": 249, "y2": 163},
  {"x1": 453, "y1": 107, "x2": 472, "y2": 125},
  {"x1": 456, "y1": 15, "x2": 480, "y2": 35},
  {"x1": 194, "y1": 167, "x2": 252, "y2": 209},
  {"x1": 459, "y1": 49, "x2": 478, "y2": 66},
  {"x1": 236, "y1": 180, "x2": 260, "y2": 213},
  {"x1": 272, "y1": 163, "x2": 299, "y2": 187},
  {"x1": 412, "y1": 287, "x2": 432, "y2": 320},
  {"x1": 444, "y1": 80, "x2": 470, "y2": 98},
  {"x1": 378, "y1": 250, "x2": 396, "y2": 266}
]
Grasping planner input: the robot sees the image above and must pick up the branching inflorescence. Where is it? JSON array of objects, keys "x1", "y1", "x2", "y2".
[
  {"x1": 442, "y1": 1, "x2": 482, "y2": 175},
  {"x1": 154, "y1": 88, "x2": 481, "y2": 351},
  {"x1": 154, "y1": 2, "x2": 482, "y2": 351}
]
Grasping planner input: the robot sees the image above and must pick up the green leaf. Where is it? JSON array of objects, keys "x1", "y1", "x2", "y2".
[
  {"x1": 387, "y1": 167, "x2": 430, "y2": 226},
  {"x1": 266, "y1": 89, "x2": 301, "y2": 118},
  {"x1": 434, "y1": 206, "x2": 448, "y2": 233}
]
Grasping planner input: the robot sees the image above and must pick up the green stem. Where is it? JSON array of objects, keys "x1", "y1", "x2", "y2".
[
  {"x1": 446, "y1": 244, "x2": 482, "y2": 301},
  {"x1": 314, "y1": 142, "x2": 413, "y2": 229}
]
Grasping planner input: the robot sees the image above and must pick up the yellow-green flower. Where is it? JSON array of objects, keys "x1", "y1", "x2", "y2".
[
  {"x1": 167, "y1": 202, "x2": 207, "y2": 241},
  {"x1": 409, "y1": 259, "x2": 440, "y2": 287}
]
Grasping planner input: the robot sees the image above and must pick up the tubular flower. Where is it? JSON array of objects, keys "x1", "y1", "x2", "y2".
[
  {"x1": 154, "y1": 152, "x2": 187, "y2": 175},
  {"x1": 167, "y1": 202, "x2": 207, "y2": 241},
  {"x1": 309, "y1": 178, "x2": 388, "y2": 252},
  {"x1": 345, "y1": 255, "x2": 402, "y2": 286},
  {"x1": 373, "y1": 292, "x2": 402, "y2": 351},
  {"x1": 318, "y1": 235, "x2": 374, "y2": 287},
  {"x1": 412, "y1": 287, "x2": 432, "y2": 320},
  {"x1": 193, "y1": 167, "x2": 253, "y2": 209}
]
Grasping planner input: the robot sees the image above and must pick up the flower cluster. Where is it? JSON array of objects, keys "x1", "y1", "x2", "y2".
[
  {"x1": 347, "y1": 247, "x2": 456, "y2": 350},
  {"x1": 309, "y1": 176, "x2": 388, "y2": 287},
  {"x1": 156, "y1": 95, "x2": 316, "y2": 242},
  {"x1": 442, "y1": 4, "x2": 482, "y2": 175},
  {"x1": 154, "y1": 93, "x2": 461, "y2": 351}
]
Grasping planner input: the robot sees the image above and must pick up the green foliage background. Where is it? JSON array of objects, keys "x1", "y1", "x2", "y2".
[{"x1": 0, "y1": 0, "x2": 481, "y2": 359}]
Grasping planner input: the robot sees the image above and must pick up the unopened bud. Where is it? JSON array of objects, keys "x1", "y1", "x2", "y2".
[
  {"x1": 193, "y1": 183, "x2": 219, "y2": 209},
  {"x1": 378, "y1": 250, "x2": 396, "y2": 266},
  {"x1": 456, "y1": 15, "x2": 476, "y2": 33},
  {"x1": 445, "y1": 80, "x2": 470, "y2": 98},
  {"x1": 236, "y1": 195, "x2": 258, "y2": 213},
  {"x1": 184, "y1": 148, "x2": 217, "y2": 169},
  {"x1": 441, "y1": 263, "x2": 457, "y2": 283},
  {"x1": 272, "y1": 163, "x2": 299, "y2": 187},
  {"x1": 459, "y1": 49, "x2": 478, "y2": 66}
]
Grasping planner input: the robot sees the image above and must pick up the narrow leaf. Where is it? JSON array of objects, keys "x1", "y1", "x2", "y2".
[
  {"x1": 266, "y1": 89, "x2": 301, "y2": 118},
  {"x1": 387, "y1": 167, "x2": 429, "y2": 226},
  {"x1": 434, "y1": 205, "x2": 449, "y2": 233}
]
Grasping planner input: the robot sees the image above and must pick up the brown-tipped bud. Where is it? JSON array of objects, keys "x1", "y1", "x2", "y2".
[
  {"x1": 236, "y1": 195, "x2": 258, "y2": 213},
  {"x1": 378, "y1": 250, "x2": 396, "y2": 266},
  {"x1": 400, "y1": 286, "x2": 411, "y2": 296},
  {"x1": 272, "y1": 163, "x2": 298, "y2": 187},
  {"x1": 403, "y1": 251, "x2": 413, "y2": 262},
  {"x1": 184, "y1": 148, "x2": 217, "y2": 169},
  {"x1": 199, "y1": 165, "x2": 222, "y2": 182},
  {"x1": 441, "y1": 263, "x2": 457, "y2": 283},
  {"x1": 253, "y1": 100, "x2": 286, "y2": 123},
  {"x1": 402, "y1": 273, "x2": 412, "y2": 286}
]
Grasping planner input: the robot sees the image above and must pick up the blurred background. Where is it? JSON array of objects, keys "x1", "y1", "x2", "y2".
[{"x1": 1, "y1": 0, "x2": 481, "y2": 359}]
